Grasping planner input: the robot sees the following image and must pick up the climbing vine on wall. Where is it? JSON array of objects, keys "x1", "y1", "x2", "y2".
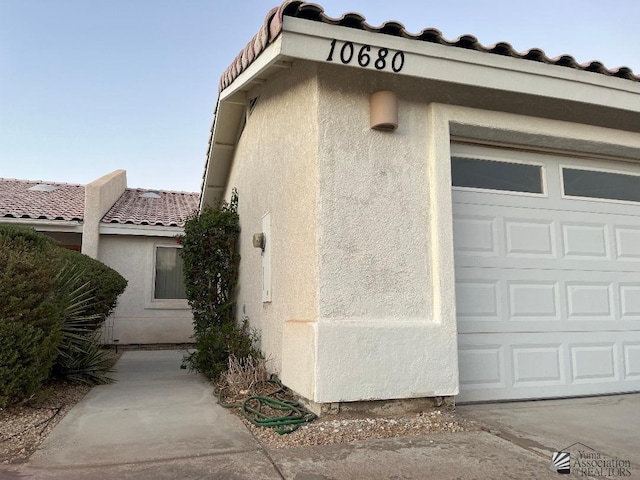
[{"x1": 180, "y1": 189, "x2": 260, "y2": 379}]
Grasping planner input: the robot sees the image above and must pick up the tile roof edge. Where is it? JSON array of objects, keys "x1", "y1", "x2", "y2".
[
  {"x1": 0, "y1": 215, "x2": 83, "y2": 222},
  {"x1": 98, "y1": 220, "x2": 187, "y2": 227},
  {"x1": 0, "y1": 177, "x2": 86, "y2": 188},
  {"x1": 124, "y1": 187, "x2": 200, "y2": 195},
  {"x1": 218, "y1": 0, "x2": 639, "y2": 93}
]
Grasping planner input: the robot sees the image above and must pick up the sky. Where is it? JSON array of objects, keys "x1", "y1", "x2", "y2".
[{"x1": 1, "y1": 0, "x2": 638, "y2": 193}]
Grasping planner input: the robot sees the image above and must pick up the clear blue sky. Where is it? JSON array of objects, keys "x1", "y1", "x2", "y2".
[{"x1": 1, "y1": 0, "x2": 638, "y2": 192}]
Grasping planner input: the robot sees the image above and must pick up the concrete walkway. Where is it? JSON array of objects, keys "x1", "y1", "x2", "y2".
[
  {"x1": 1, "y1": 350, "x2": 635, "y2": 479},
  {"x1": 19, "y1": 350, "x2": 280, "y2": 479}
]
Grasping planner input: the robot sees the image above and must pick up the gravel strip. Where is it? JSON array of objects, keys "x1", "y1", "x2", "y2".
[
  {"x1": 238, "y1": 409, "x2": 478, "y2": 448},
  {"x1": 218, "y1": 376, "x2": 478, "y2": 449}
]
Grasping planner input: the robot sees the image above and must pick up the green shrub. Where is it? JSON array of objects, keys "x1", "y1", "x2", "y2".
[
  {"x1": 0, "y1": 226, "x2": 126, "y2": 404},
  {"x1": 180, "y1": 190, "x2": 261, "y2": 379},
  {"x1": 56, "y1": 248, "x2": 128, "y2": 325},
  {"x1": 0, "y1": 226, "x2": 65, "y2": 407}
]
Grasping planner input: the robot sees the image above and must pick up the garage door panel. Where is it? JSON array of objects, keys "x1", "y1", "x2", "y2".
[
  {"x1": 455, "y1": 189, "x2": 640, "y2": 216},
  {"x1": 454, "y1": 256, "x2": 640, "y2": 272},
  {"x1": 453, "y1": 190, "x2": 550, "y2": 210},
  {"x1": 452, "y1": 216, "x2": 498, "y2": 256},
  {"x1": 511, "y1": 344, "x2": 564, "y2": 387},
  {"x1": 455, "y1": 205, "x2": 640, "y2": 270},
  {"x1": 615, "y1": 227, "x2": 640, "y2": 260},
  {"x1": 456, "y1": 268, "x2": 640, "y2": 332},
  {"x1": 505, "y1": 219, "x2": 555, "y2": 257},
  {"x1": 458, "y1": 344, "x2": 506, "y2": 389},
  {"x1": 508, "y1": 281, "x2": 559, "y2": 320},
  {"x1": 623, "y1": 343, "x2": 640, "y2": 379},
  {"x1": 620, "y1": 285, "x2": 640, "y2": 319},
  {"x1": 570, "y1": 343, "x2": 618, "y2": 383},
  {"x1": 455, "y1": 281, "x2": 499, "y2": 320},
  {"x1": 562, "y1": 223, "x2": 610, "y2": 259},
  {"x1": 453, "y1": 148, "x2": 640, "y2": 402},
  {"x1": 566, "y1": 283, "x2": 614, "y2": 320},
  {"x1": 457, "y1": 332, "x2": 640, "y2": 402}
]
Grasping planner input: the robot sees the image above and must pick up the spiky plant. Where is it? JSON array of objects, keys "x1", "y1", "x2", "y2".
[{"x1": 53, "y1": 265, "x2": 114, "y2": 385}]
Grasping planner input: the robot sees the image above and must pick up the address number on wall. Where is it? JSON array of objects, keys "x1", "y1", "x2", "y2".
[{"x1": 326, "y1": 39, "x2": 405, "y2": 73}]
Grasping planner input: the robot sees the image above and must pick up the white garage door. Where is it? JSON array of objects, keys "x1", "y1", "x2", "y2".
[{"x1": 453, "y1": 145, "x2": 640, "y2": 403}]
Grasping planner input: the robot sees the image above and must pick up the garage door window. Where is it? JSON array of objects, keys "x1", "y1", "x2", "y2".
[
  {"x1": 452, "y1": 157, "x2": 543, "y2": 194},
  {"x1": 563, "y1": 167, "x2": 640, "y2": 203}
]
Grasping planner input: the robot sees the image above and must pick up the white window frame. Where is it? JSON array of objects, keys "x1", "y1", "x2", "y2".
[
  {"x1": 560, "y1": 162, "x2": 640, "y2": 206},
  {"x1": 147, "y1": 243, "x2": 190, "y2": 310},
  {"x1": 451, "y1": 144, "x2": 548, "y2": 198}
]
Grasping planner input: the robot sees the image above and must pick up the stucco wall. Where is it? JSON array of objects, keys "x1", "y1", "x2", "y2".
[
  {"x1": 223, "y1": 61, "x2": 460, "y2": 403},
  {"x1": 220, "y1": 55, "x2": 640, "y2": 405},
  {"x1": 223, "y1": 61, "x2": 320, "y2": 397},
  {"x1": 312, "y1": 64, "x2": 458, "y2": 402},
  {"x1": 83, "y1": 170, "x2": 127, "y2": 258},
  {"x1": 99, "y1": 235, "x2": 193, "y2": 344}
]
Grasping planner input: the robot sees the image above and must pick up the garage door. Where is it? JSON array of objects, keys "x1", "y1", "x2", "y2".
[{"x1": 453, "y1": 144, "x2": 640, "y2": 402}]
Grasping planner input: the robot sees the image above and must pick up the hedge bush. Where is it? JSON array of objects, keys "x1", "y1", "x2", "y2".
[
  {"x1": 0, "y1": 226, "x2": 128, "y2": 405},
  {"x1": 0, "y1": 227, "x2": 65, "y2": 407}
]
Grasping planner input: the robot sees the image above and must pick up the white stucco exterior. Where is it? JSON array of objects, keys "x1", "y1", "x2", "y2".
[
  {"x1": 204, "y1": 9, "x2": 640, "y2": 406},
  {"x1": 99, "y1": 234, "x2": 193, "y2": 344},
  {"x1": 221, "y1": 61, "x2": 462, "y2": 403},
  {"x1": 224, "y1": 61, "x2": 320, "y2": 384}
]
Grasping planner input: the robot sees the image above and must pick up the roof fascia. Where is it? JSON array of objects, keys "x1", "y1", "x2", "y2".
[
  {"x1": 200, "y1": 37, "x2": 288, "y2": 209},
  {"x1": 0, "y1": 218, "x2": 83, "y2": 233},
  {"x1": 99, "y1": 223, "x2": 184, "y2": 237},
  {"x1": 281, "y1": 17, "x2": 640, "y2": 112}
]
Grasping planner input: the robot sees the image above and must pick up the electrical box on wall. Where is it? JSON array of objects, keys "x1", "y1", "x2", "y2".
[
  {"x1": 262, "y1": 212, "x2": 271, "y2": 303},
  {"x1": 252, "y1": 232, "x2": 265, "y2": 250}
]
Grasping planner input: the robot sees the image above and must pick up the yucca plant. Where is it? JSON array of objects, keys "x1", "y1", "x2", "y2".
[{"x1": 53, "y1": 265, "x2": 115, "y2": 385}]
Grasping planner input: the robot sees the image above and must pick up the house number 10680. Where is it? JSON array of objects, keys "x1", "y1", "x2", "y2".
[{"x1": 326, "y1": 39, "x2": 405, "y2": 73}]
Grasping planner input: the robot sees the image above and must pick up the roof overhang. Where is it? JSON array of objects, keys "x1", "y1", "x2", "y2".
[
  {"x1": 200, "y1": 15, "x2": 640, "y2": 208},
  {"x1": 0, "y1": 218, "x2": 83, "y2": 233},
  {"x1": 200, "y1": 35, "x2": 293, "y2": 209},
  {"x1": 99, "y1": 223, "x2": 184, "y2": 237}
]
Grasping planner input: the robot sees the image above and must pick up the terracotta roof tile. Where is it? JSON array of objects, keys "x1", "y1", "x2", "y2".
[
  {"x1": 0, "y1": 178, "x2": 84, "y2": 221},
  {"x1": 101, "y1": 189, "x2": 199, "y2": 227},
  {"x1": 219, "y1": 0, "x2": 639, "y2": 92}
]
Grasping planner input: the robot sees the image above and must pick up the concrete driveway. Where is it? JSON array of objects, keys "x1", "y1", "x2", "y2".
[{"x1": 457, "y1": 394, "x2": 640, "y2": 477}]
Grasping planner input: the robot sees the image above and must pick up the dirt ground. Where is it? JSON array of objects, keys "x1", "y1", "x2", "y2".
[
  {"x1": 0, "y1": 382, "x2": 91, "y2": 464},
  {"x1": 0, "y1": 349, "x2": 122, "y2": 464}
]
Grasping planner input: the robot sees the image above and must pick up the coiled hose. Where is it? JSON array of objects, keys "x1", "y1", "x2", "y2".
[{"x1": 215, "y1": 376, "x2": 317, "y2": 435}]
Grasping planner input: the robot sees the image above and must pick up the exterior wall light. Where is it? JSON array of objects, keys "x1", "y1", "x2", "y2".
[{"x1": 370, "y1": 90, "x2": 398, "y2": 131}]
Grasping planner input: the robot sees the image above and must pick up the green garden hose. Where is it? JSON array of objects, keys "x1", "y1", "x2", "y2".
[
  {"x1": 241, "y1": 395, "x2": 317, "y2": 434},
  {"x1": 215, "y1": 377, "x2": 317, "y2": 434}
]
